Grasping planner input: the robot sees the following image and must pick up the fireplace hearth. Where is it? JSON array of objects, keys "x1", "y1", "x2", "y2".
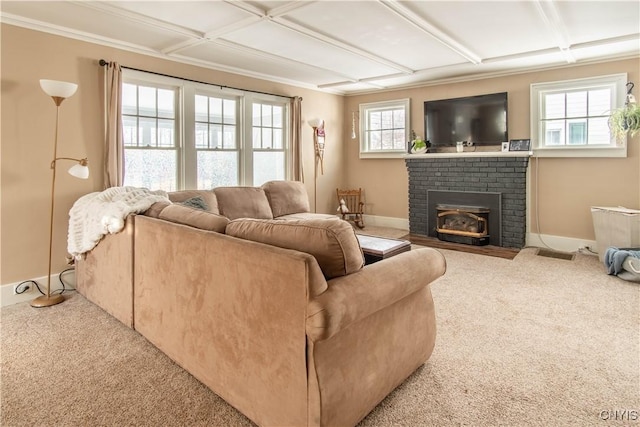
[{"x1": 436, "y1": 204, "x2": 490, "y2": 246}]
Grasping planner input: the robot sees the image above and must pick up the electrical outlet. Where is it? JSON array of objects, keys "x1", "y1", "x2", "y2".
[{"x1": 14, "y1": 283, "x2": 32, "y2": 295}]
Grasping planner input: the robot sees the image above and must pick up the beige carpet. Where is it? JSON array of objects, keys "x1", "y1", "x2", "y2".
[{"x1": 2, "y1": 241, "x2": 639, "y2": 426}]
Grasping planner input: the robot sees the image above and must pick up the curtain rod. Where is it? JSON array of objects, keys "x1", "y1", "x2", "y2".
[{"x1": 98, "y1": 59, "x2": 300, "y2": 100}]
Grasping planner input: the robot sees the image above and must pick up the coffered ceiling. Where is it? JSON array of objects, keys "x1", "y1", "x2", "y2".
[{"x1": 2, "y1": 1, "x2": 639, "y2": 95}]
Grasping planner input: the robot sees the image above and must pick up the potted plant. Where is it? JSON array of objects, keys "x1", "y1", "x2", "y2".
[{"x1": 408, "y1": 130, "x2": 429, "y2": 154}]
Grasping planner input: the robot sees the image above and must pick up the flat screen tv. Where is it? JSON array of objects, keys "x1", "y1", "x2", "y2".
[{"x1": 424, "y1": 92, "x2": 508, "y2": 149}]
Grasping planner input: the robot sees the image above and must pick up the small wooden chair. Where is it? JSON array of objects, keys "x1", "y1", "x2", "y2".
[{"x1": 336, "y1": 188, "x2": 365, "y2": 229}]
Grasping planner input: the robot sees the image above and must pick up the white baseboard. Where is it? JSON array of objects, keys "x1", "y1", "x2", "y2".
[
  {"x1": 362, "y1": 215, "x2": 409, "y2": 230},
  {"x1": 0, "y1": 270, "x2": 76, "y2": 308},
  {"x1": 526, "y1": 233, "x2": 598, "y2": 254},
  {"x1": 0, "y1": 231, "x2": 596, "y2": 307}
]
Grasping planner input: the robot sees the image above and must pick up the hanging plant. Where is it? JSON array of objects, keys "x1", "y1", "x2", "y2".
[
  {"x1": 609, "y1": 103, "x2": 640, "y2": 139},
  {"x1": 609, "y1": 82, "x2": 640, "y2": 141}
]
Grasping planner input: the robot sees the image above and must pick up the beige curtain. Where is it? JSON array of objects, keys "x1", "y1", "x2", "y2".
[
  {"x1": 104, "y1": 62, "x2": 123, "y2": 189},
  {"x1": 290, "y1": 96, "x2": 304, "y2": 182}
]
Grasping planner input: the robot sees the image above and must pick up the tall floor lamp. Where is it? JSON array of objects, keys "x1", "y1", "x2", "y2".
[{"x1": 31, "y1": 79, "x2": 89, "y2": 308}]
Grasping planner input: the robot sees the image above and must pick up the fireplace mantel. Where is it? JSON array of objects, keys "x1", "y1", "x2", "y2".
[{"x1": 405, "y1": 151, "x2": 532, "y2": 159}]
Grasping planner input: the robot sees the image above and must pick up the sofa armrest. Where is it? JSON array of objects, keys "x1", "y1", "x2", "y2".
[{"x1": 306, "y1": 247, "x2": 446, "y2": 342}]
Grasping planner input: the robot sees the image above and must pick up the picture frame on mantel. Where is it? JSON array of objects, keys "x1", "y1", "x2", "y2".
[{"x1": 509, "y1": 139, "x2": 531, "y2": 152}]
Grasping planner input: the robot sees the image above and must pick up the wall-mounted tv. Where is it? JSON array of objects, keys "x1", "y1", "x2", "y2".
[{"x1": 424, "y1": 92, "x2": 508, "y2": 149}]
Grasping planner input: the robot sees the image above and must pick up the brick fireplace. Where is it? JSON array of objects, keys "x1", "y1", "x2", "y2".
[{"x1": 405, "y1": 154, "x2": 529, "y2": 248}]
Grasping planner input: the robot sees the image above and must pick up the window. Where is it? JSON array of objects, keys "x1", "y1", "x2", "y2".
[
  {"x1": 359, "y1": 98, "x2": 410, "y2": 159},
  {"x1": 122, "y1": 70, "x2": 290, "y2": 190},
  {"x1": 195, "y1": 94, "x2": 238, "y2": 188},
  {"x1": 122, "y1": 82, "x2": 179, "y2": 190},
  {"x1": 251, "y1": 102, "x2": 286, "y2": 185},
  {"x1": 531, "y1": 74, "x2": 628, "y2": 157}
]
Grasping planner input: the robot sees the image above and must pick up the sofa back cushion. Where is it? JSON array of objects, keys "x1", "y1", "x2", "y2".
[
  {"x1": 168, "y1": 190, "x2": 219, "y2": 214},
  {"x1": 262, "y1": 180, "x2": 310, "y2": 218},
  {"x1": 144, "y1": 201, "x2": 171, "y2": 218},
  {"x1": 159, "y1": 204, "x2": 229, "y2": 233},
  {"x1": 226, "y1": 218, "x2": 364, "y2": 279},
  {"x1": 214, "y1": 187, "x2": 274, "y2": 220}
]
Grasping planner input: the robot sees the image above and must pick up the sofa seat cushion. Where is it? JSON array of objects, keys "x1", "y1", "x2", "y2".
[
  {"x1": 226, "y1": 218, "x2": 364, "y2": 279},
  {"x1": 168, "y1": 190, "x2": 219, "y2": 214},
  {"x1": 262, "y1": 180, "x2": 311, "y2": 217},
  {"x1": 214, "y1": 187, "x2": 274, "y2": 220},
  {"x1": 159, "y1": 204, "x2": 229, "y2": 233}
]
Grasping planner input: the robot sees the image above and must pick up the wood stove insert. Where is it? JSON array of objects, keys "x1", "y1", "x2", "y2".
[
  {"x1": 436, "y1": 204, "x2": 490, "y2": 246},
  {"x1": 427, "y1": 190, "x2": 502, "y2": 247}
]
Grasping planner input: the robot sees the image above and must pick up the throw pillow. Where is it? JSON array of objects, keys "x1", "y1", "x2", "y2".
[
  {"x1": 261, "y1": 180, "x2": 311, "y2": 218},
  {"x1": 180, "y1": 196, "x2": 208, "y2": 211},
  {"x1": 226, "y1": 217, "x2": 364, "y2": 279},
  {"x1": 213, "y1": 187, "x2": 274, "y2": 220},
  {"x1": 159, "y1": 204, "x2": 229, "y2": 233},
  {"x1": 168, "y1": 190, "x2": 219, "y2": 214}
]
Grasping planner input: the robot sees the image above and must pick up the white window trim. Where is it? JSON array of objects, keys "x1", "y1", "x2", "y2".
[
  {"x1": 359, "y1": 98, "x2": 410, "y2": 159},
  {"x1": 122, "y1": 69, "x2": 291, "y2": 189},
  {"x1": 530, "y1": 73, "x2": 628, "y2": 158}
]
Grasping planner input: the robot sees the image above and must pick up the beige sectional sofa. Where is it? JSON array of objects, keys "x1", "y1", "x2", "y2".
[{"x1": 76, "y1": 180, "x2": 446, "y2": 427}]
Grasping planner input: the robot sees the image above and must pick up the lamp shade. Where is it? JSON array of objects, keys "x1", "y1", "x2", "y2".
[
  {"x1": 40, "y1": 79, "x2": 78, "y2": 98},
  {"x1": 68, "y1": 163, "x2": 89, "y2": 179},
  {"x1": 308, "y1": 119, "x2": 323, "y2": 128}
]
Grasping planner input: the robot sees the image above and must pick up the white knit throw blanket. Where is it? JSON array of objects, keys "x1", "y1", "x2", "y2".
[{"x1": 68, "y1": 186, "x2": 169, "y2": 258}]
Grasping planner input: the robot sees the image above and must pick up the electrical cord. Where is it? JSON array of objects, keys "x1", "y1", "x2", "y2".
[
  {"x1": 13, "y1": 267, "x2": 77, "y2": 296},
  {"x1": 534, "y1": 156, "x2": 565, "y2": 252},
  {"x1": 14, "y1": 280, "x2": 44, "y2": 295},
  {"x1": 533, "y1": 157, "x2": 598, "y2": 256},
  {"x1": 52, "y1": 267, "x2": 77, "y2": 295}
]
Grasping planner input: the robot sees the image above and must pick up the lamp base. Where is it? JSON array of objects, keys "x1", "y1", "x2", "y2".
[{"x1": 30, "y1": 294, "x2": 65, "y2": 308}]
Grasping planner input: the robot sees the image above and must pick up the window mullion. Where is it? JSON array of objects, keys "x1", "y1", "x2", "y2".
[
  {"x1": 242, "y1": 96, "x2": 252, "y2": 186},
  {"x1": 182, "y1": 85, "x2": 196, "y2": 189}
]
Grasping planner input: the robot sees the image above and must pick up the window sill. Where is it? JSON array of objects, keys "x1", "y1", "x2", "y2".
[
  {"x1": 533, "y1": 145, "x2": 627, "y2": 158},
  {"x1": 359, "y1": 151, "x2": 408, "y2": 159}
]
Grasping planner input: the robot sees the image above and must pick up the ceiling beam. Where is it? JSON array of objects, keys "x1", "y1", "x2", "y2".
[
  {"x1": 161, "y1": 39, "x2": 206, "y2": 55},
  {"x1": 533, "y1": 0, "x2": 576, "y2": 63},
  {"x1": 221, "y1": 0, "x2": 267, "y2": 18},
  {"x1": 267, "y1": 1, "x2": 318, "y2": 18},
  {"x1": 203, "y1": 16, "x2": 264, "y2": 41},
  {"x1": 317, "y1": 80, "x2": 386, "y2": 90},
  {"x1": 377, "y1": 0, "x2": 482, "y2": 65}
]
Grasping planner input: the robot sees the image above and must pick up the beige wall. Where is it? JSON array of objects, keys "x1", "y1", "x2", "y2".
[
  {"x1": 344, "y1": 58, "x2": 640, "y2": 240},
  {"x1": 1, "y1": 24, "x2": 344, "y2": 284},
  {"x1": 2, "y1": 22, "x2": 638, "y2": 286}
]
